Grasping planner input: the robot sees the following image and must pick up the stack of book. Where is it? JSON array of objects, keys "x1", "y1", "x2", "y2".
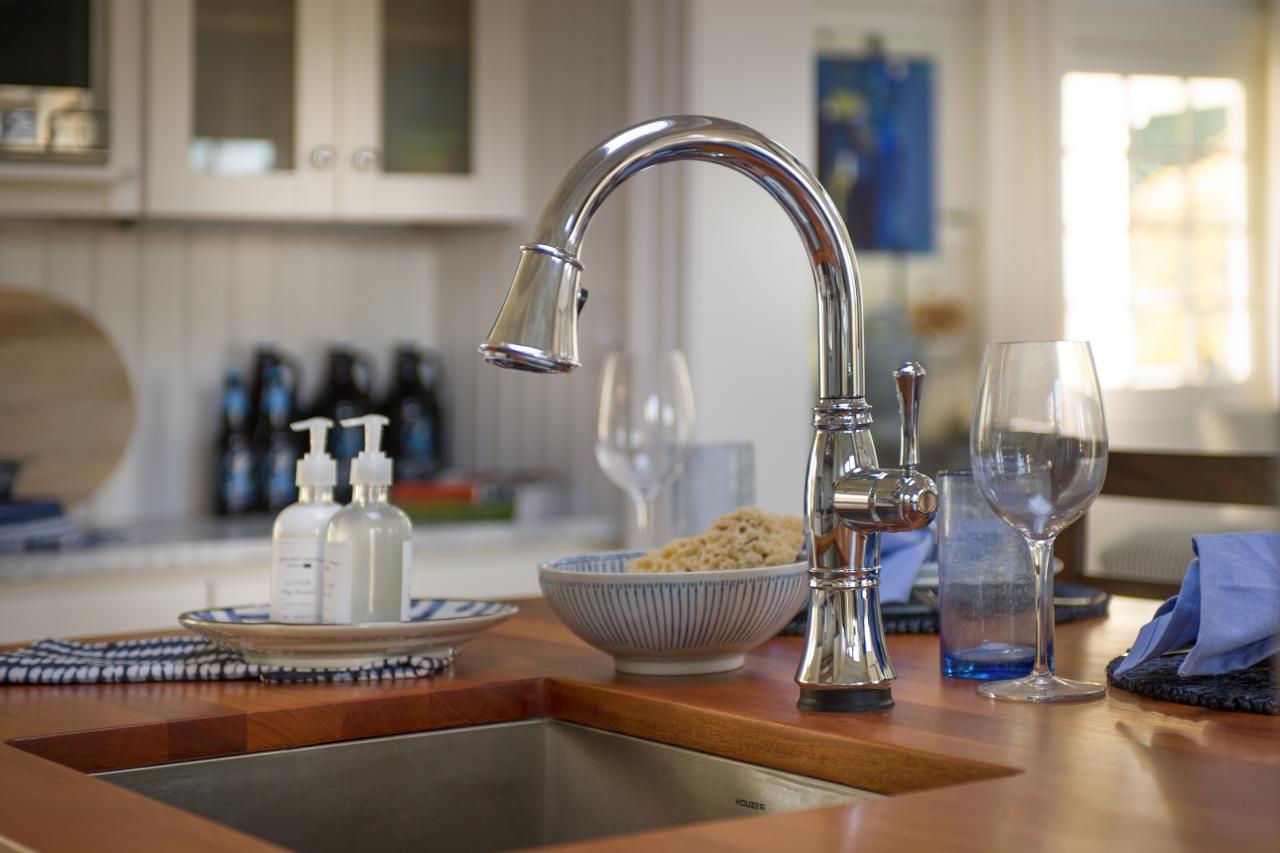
[
  {"x1": 0, "y1": 500, "x2": 81, "y2": 553},
  {"x1": 391, "y1": 476, "x2": 562, "y2": 525}
]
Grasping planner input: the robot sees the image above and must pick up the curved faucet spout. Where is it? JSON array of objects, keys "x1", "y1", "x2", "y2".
[
  {"x1": 481, "y1": 115, "x2": 864, "y2": 399},
  {"x1": 480, "y1": 115, "x2": 937, "y2": 711}
]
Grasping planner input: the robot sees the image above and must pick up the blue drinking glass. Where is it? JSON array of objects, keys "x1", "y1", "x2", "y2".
[{"x1": 938, "y1": 470, "x2": 1048, "y2": 680}]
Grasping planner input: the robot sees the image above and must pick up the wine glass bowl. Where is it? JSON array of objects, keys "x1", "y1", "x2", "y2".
[
  {"x1": 594, "y1": 350, "x2": 696, "y2": 547},
  {"x1": 970, "y1": 341, "x2": 1109, "y2": 702}
]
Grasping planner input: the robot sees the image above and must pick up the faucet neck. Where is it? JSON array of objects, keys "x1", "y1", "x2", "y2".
[{"x1": 528, "y1": 115, "x2": 864, "y2": 399}]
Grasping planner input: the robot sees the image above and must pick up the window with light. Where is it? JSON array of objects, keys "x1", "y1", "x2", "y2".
[{"x1": 1060, "y1": 71, "x2": 1249, "y2": 390}]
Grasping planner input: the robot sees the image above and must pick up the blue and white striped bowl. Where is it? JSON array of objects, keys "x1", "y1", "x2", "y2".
[{"x1": 538, "y1": 550, "x2": 809, "y2": 675}]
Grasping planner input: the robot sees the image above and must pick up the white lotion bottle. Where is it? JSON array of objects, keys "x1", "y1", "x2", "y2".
[
  {"x1": 270, "y1": 418, "x2": 341, "y2": 623},
  {"x1": 323, "y1": 414, "x2": 414, "y2": 624}
]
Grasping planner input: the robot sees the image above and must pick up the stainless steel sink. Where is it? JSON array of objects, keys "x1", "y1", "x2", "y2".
[{"x1": 96, "y1": 719, "x2": 877, "y2": 852}]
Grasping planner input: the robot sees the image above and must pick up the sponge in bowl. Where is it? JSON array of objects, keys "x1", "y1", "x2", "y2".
[{"x1": 626, "y1": 507, "x2": 803, "y2": 573}]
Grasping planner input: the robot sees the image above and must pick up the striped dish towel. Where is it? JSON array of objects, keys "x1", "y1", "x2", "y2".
[{"x1": 0, "y1": 635, "x2": 455, "y2": 685}]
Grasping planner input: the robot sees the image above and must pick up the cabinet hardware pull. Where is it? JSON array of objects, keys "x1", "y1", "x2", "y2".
[
  {"x1": 352, "y1": 147, "x2": 381, "y2": 171},
  {"x1": 310, "y1": 146, "x2": 336, "y2": 170}
]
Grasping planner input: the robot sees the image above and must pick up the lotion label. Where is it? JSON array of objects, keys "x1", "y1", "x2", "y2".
[
  {"x1": 323, "y1": 540, "x2": 353, "y2": 624},
  {"x1": 401, "y1": 540, "x2": 413, "y2": 621},
  {"x1": 272, "y1": 537, "x2": 325, "y2": 623}
]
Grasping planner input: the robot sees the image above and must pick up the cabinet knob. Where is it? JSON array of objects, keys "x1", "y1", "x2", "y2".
[
  {"x1": 352, "y1": 147, "x2": 381, "y2": 171},
  {"x1": 309, "y1": 145, "x2": 336, "y2": 170}
]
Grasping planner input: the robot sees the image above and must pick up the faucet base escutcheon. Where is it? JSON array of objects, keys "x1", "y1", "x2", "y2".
[{"x1": 798, "y1": 688, "x2": 894, "y2": 713}]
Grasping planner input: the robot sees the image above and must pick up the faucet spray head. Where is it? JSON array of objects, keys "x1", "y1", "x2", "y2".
[{"x1": 479, "y1": 244, "x2": 587, "y2": 374}]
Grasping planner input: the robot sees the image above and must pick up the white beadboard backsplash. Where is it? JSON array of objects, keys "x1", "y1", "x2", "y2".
[{"x1": 0, "y1": 218, "x2": 622, "y2": 528}]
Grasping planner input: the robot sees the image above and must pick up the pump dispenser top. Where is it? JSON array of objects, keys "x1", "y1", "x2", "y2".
[
  {"x1": 291, "y1": 417, "x2": 337, "y2": 488},
  {"x1": 342, "y1": 414, "x2": 392, "y2": 486}
]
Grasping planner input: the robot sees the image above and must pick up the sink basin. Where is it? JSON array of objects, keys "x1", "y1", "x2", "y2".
[{"x1": 96, "y1": 719, "x2": 877, "y2": 852}]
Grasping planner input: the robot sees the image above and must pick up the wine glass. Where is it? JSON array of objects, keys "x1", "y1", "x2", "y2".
[
  {"x1": 970, "y1": 341, "x2": 1108, "y2": 702},
  {"x1": 595, "y1": 350, "x2": 696, "y2": 548}
]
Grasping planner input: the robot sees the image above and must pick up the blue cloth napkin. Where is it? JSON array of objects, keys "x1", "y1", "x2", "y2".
[
  {"x1": 879, "y1": 523, "x2": 937, "y2": 604},
  {"x1": 0, "y1": 500, "x2": 63, "y2": 525},
  {"x1": 1114, "y1": 531, "x2": 1280, "y2": 677}
]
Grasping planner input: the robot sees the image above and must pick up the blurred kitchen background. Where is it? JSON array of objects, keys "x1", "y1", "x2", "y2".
[{"x1": 0, "y1": 0, "x2": 1276, "y2": 639}]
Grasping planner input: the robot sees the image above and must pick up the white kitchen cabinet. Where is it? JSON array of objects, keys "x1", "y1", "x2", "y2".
[
  {"x1": 146, "y1": 0, "x2": 337, "y2": 219},
  {"x1": 409, "y1": 534, "x2": 603, "y2": 601},
  {"x1": 207, "y1": 571, "x2": 272, "y2": 609},
  {"x1": 334, "y1": 0, "x2": 525, "y2": 222},
  {"x1": 145, "y1": 0, "x2": 525, "y2": 222},
  {"x1": 0, "y1": 574, "x2": 208, "y2": 644},
  {"x1": 0, "y1": 0, "x2": 144, "y2": 217}
]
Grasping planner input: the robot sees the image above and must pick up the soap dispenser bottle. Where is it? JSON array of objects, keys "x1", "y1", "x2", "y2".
[
  {"x1": 270, "y1": 418, "x2": 341, "y2": 623},
  {"x1": 323, "y1": 414, "x2": 414, "y2": 624}
]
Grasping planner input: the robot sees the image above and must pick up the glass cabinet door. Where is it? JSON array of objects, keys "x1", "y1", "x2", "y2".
[
  {"x1": 0, "y1": 0, "x2": 143, "y2": 217},
  {"x1": 146, "y1": 0, "x2": 336, "y2": 217},
  {"x1": 188, "y1": 0, "x2": 295, "y2": 176},
  {"x1": 337, "y1": 0, "x2": 524, "y2": 221},
  {"x1": 0, "y1": 0, "x2": 111, "y2": 165},
  {"x1": 381, "y1": 0, "x2": 471, "y2": 176}
]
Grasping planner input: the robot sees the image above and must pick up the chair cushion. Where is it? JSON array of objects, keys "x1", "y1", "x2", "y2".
[{"x1": 1096, "y1": 530, "x2": 1196, "y2": 584}]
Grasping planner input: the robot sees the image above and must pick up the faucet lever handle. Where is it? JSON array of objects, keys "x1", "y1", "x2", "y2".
[{"x1": 894, "y1": 362, "x2": 924, "y2": 471}]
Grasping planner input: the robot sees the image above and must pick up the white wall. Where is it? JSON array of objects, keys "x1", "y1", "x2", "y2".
[
  {"x1": 619, "y1": 0, "x2": 992, "y2": 516},
  {"x1": 437, "y1": 0, "x2": 629, "y2": 521},
  {"x1": 676, "y1": 0, "x2": 819, "y2": 516},
  {"x1": 3, "y1": 0, "x2": 1273, "y2": 546},
  {"x1": 801, "y1": 0, "x2": 1277, "y2": 581},
  {"x1": 980, "y1": 0, "x2": 1275, "y2": 453},
  {"x1": 1267, "y1": 0, "x2": 1280, "y2": 409},
  {"x1": 814, "y1": 0, "x2": 984, "y2": 465}
]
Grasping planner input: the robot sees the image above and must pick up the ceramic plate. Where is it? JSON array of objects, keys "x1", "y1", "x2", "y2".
[{"x1": 179, "y1": 599, "x2": 518, "y2": 669}]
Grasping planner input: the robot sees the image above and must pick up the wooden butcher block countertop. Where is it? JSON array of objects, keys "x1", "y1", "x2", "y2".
[{"x1": 0, "y1": 597, "x2": 1276, "y2": 852}]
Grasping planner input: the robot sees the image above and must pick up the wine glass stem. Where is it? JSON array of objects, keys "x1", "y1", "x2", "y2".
[
  {"x1": 1026, "y1": 535, "x2": 1057, "y2": 680},
  {"x1": 632, "y1": 496, "x2": 656, "y2": 548}
]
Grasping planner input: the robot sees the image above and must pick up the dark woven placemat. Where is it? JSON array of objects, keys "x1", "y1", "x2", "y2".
[
  {"x1": 778, "y1": 582, "x2": 1110, "y2": 637},
  {"x1": 1106, "y1": 653, "x2": 1278, "y2": 715}
]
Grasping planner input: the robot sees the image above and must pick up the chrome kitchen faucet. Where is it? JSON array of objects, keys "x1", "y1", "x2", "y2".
[{"x1": 479, "y1": 116, "x2": 937, "y2": 711}]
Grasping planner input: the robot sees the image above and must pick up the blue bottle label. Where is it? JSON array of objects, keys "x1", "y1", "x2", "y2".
[
  {"x1": 219, "y1": 450, "x2": 255, "y2": 513},
  {"x1": 260, "y1": 445, "x2": 299, "y2": 509}
]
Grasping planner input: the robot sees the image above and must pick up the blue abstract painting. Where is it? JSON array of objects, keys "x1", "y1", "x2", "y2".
[{"x1": 817, "y1": 55, "x2": 935, "y2": 253}]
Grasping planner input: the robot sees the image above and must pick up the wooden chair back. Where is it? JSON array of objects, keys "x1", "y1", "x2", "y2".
[{"x1": 1055, "y1": 450, "x2": 1279, "y2": 599}]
